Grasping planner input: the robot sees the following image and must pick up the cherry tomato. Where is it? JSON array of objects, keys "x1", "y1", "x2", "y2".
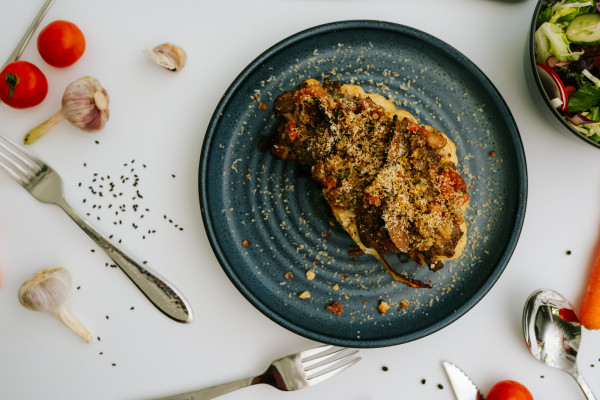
[
  {"x1": 37, "y1": 20, "x2": 85, "y2": 67},
  {"x1": 487, "y1": 380, "x2": 533, "y2": 400},
  {"x1": 0, "y1": 61, "x2": 48, "y2": 109}
]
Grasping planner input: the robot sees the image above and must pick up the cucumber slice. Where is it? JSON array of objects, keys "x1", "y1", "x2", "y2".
[{"x1": 566, "y1": 14, "x2": 600, "y2": 45}]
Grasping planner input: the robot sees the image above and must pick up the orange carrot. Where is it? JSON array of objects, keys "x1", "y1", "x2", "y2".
[{"x1": 579, "y1": 244, "x2": 600, "y2": 329}]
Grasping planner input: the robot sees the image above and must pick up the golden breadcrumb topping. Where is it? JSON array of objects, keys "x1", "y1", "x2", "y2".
[{"x1": 270, "y1": 78, "x2": 468, "y2": 273}]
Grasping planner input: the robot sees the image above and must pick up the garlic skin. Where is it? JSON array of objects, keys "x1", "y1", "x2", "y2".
[
  {"x1": 62, "y1": 76, "x2": 110, "y2": 131},
  {"x1": 145, "y1": 43, "x2": 186, "y2": 71},
  {"x1": 18, "y1": 266, "x2": 92, "y2": 343},
  {"x1": 24, "y1": 76, "x2": 110, "y2": 145}
]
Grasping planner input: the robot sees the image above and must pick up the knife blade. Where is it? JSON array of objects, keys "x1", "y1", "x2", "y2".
[{"x1": 442, "y1": 361, "x2": 484, "y2": 400}]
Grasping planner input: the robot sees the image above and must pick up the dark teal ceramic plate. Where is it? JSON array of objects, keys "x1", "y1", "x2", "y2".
[{"x1": 199, "y1": 20, "x2": 527, "y2": 347}]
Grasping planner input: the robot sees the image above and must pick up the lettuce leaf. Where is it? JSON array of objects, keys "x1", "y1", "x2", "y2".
[
  {"x1": 567, "y1": 83, "x2": 600, "y2": 112},
  {"x1": 535, "y1": 22, "x2": 583, "y2": 62}
]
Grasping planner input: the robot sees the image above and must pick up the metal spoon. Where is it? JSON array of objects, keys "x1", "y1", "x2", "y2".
[{"x1": 523, "y1": 288, "x2": 596, "y2": 400}]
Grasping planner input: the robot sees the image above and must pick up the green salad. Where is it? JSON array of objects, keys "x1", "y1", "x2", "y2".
[{"x1": 535, "y1": 0, "x2": 600, "y2": 142}]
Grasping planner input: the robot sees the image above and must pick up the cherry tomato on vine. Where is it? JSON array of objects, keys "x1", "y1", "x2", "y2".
[
  {"x1": 37, "y1": 20, "x2": 85, "y2": 67},
  {"x1": 0, "y1": 61, "x2": 48, "y2": 109},
  {"x1": 487, "y1": 380, "x2": 533, "y2": 400}
]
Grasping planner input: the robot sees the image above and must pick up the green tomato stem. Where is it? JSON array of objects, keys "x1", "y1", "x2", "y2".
[
  {"x1": 3, "y1": 73, "x2": 18, "y2": 99},
  {"x1": 24, "y1": 110, "x2": 65, "y2": 145}
]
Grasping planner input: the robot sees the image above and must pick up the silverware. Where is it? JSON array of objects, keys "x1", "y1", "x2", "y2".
[
  {"x1": 153, "y1": 345, "x2": 361, "y2": 400},
  {"x1": 442, "y1": 361, "x2": 484, "y2": 400},
  {"x1": 2, "y1": 0, "x2": 54, "y2": 68},
  {"x1": 523, "y1": 288, "x2": 596, "y2": 400},
  {"x1": 0, "y1": 133, "x2": 192, "y2": 323}
]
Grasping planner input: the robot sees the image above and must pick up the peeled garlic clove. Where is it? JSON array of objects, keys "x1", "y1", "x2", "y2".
[
  {"x1": 18, "y1": 266, "x2": 92, "y2": 343},
  {"x1": 145, "y1": 43, "x2": 186, "y2": 71}
]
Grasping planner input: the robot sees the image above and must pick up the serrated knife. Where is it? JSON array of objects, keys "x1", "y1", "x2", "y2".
[{"x1": 442, "y1": 361, "x2": 484, "y2": 400}]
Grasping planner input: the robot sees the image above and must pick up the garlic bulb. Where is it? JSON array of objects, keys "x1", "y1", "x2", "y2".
[
  {"x1": 18, "y1": 266, "x2": 92, "y2": 343},
  {"x1": 24, "y1": 76, "x2": 110, "y2": 145},
  {"x1": 145, "y1": 43, "x2": 186, "y2": 71}
]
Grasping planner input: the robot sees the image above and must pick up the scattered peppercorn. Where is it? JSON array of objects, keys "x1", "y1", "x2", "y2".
[
  {"x1": 78, "y1": 160, "x2": 185, "y2": 241},
  {"x1": 381, "y1": 366, "x2": 388, "y2": 372},
  {"x1": 437, "y1": 384, "x2": 444, "y2": 390},
  {"x1": 566, "y1": 250, "x2": 572, "y2": 255}
]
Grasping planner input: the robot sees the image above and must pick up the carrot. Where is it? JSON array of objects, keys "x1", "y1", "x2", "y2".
[{"x1": 579, "y1": 243, "x2": 600, "y2": 329}]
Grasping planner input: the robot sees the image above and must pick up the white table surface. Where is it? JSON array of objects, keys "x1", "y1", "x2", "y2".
[{"x1": 1, "y1": 0, "x2": 600, "y2": 399}]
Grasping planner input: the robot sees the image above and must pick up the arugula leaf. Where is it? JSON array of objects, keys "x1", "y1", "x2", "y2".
[{"x1": 567, "y1": 83, "x2": 600, "y2": 113}]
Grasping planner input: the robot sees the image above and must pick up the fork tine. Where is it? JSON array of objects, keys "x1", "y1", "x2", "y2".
[
  {"x1": 0, "y1": 134, "x2": 44, "y2": 184},
  {"x1": 299, "y1": 344, "x2": 335, "y2": 360},
  {"x1": 0, "y1": 146, "x2": 35, "y2": 183},
  {"x1": 304, "y1": 349, "x2": 359, "y2": 373},
  {"x1": 301, "y1": 347, "x2": 346, "y2": 369},
  {"x1": 0, "y1": 157, "x2": 29, "y2": 184},
  {"x1": 305, "y1": 355, "x2": 361, "y2": 386},
  {"x1": 0, "y1": 134, "x2": 43, "y2": 171}
]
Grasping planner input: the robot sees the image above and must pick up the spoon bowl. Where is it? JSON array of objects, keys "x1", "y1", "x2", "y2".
[{"x1": 523, "y1": 288, "x2": 596, "y2": 400}]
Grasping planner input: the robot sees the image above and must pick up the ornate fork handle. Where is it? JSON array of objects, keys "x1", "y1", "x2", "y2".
[{"x1": 56, "y1": 197, "x2": 192, "y2": 323}]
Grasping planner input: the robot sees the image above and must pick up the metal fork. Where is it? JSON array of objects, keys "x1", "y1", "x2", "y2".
[
  {"x1": 0, "y1": 133, "x2": 192, "y2": 323},
  {"x1": 2, "y1": 0, "x2": 55, "y2": 70},
  {"x1": 153, "y1": 345, "x2": 361, "y2": 399}
]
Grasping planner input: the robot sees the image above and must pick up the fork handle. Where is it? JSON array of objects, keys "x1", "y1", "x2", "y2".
[
  {"x1": 57, "y1": 199, "x2": 192, "y2": 323},
  {"x1": 571, "y1": 370, "x2": 597, "y2": 400},
  {"x1": 153, "y1": 377, "x2": 255, "y2": 400}
]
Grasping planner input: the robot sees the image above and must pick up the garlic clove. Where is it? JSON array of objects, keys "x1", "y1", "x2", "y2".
[
  {"x1": 18, "y1": 266, "x2": 70, "y2": 312},
  {"x1": 23, "y1": 111, "x2": 65, "y2": 145},
  {"x1": 18, "y1": 266, "x2": 92, "y2": 343},
  {"x1": 55, "y1": 305, "x2": 93, "y2": 343},
  {"x1": 145, "y1": 43, "x2": 186, "y2": 72},
  {"x1": 24, "y1": 76, "x2": 109, "y2": 145}
]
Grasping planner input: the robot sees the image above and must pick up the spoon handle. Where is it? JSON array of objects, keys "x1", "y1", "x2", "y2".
[{"x1": 572, "y1": 371, "x2": 597, "y2": 400}]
